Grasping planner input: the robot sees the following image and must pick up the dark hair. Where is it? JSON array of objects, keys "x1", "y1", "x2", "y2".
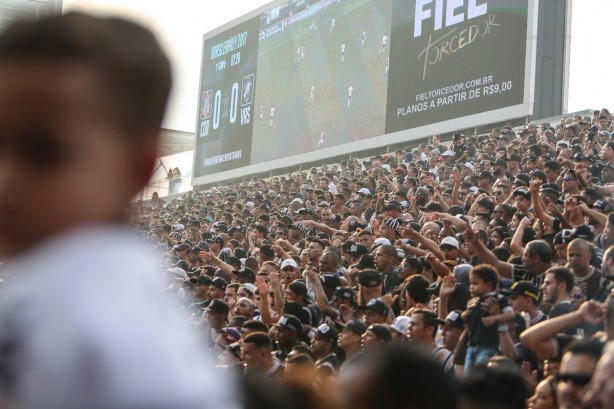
[
  {"x1": 378, "y1": 244, "x2": 399, "y2": 259},
  {"x1": 259, "y1": 244, "x2": 275, "y2": 260},
  {"x1": 492, "y1": 247, "x2": 511, "y2": 262},
  {"x1": 563, "y1": 339, "x2": 604, "y2": 362},
  {"x1": 253, "y1": 224, "x2": 268, "y2": 236},
  {"x1": 285, "y1": 353, "x2": 314, "y2": 366},
  {"x1": 498, "y1": 204, "x2": 514, "y2": 220},
  {"x1": 243, "y1": 332, "x2": 272, "y2": 350},
  {"x1": 0, "y1": 12, "x2": 171, "y2": 134},
  {"x1": 413, "y1": 309, "x2": 438, "y2": 339},
  {"x1": 459, "y1": 366, "x2": 527, "y2": 409},
  {"x1": 242, "y1": 320, "x2": 269, "y2": 334},
  {"x1": 290, "y1": 344, "x2": 314, "y2": 359},
  {"x1": 545, "y1": 266, "x2": 574, "y2": 293},
  {"x1": 309, "y1": 238, "x2": 326, "y2": 250},
  {"x1": 470, "y1": 264, "x2": 499, "y2": 290},
  {"x1": 525, "y1": 240, "x2": 553, "y2": 263},
  {"x1": 352, "y1": 344, "x2": 457, "y2": 409},
  {"x1": 405, "y1": 274, "x2": 430, "y2": 304}
]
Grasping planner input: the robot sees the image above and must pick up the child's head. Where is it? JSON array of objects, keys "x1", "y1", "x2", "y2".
[
  {"x1": 0, "y1": 13, "x2": 171, "y2": 257},
  {"x1": 469, "y1": 264, "x2": 499, "y2": 297}
]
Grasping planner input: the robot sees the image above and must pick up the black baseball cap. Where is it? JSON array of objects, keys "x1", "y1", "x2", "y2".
[
  {"x1": 366, "y1": 324, "x2": 392, "y2": 343},
  {"x1": 315, "y1": 323, "x2": 339, "y2": 345},
  {"x1": 348, "y1": 243, "x2": 368, "y2": 255},
  {"x1": 287, "y1": 280, "x2": 310, "y2": 299},
  {"x1": 553, "y1": 229, "x2": 573, "y2": 244},
  {"x1": 333, "y1": 286, "x2": 356, "y2": 302},
  {"x1": 173, "y1": 243, "x2": 191, "y2": 252},
  {"x1": 512, "y1": 188, "x2": 531, "y2": 200},
  {"x1": 211, "y1": 277, "x2": 228, "y2": 291},
  {"x1": 274, "y1": 314, "x2": 302, "y2": 334},
  {"x1": 190, "y1": 275, "x2": 213, "y2": 286},
  {"x1": 321, "y1": 273, "x2": 341, "y2": 289},
  {"x1": 206, "y1": 299, "x2": 229, "y2": 314},
  {"x1": 436, "y1": 310, "x2": 464, "y2": 328},
  {"x1": 358, "y1": 270, "x2": 382, "y2": 287},
  {"x1": 234, "y1": 267, "x2": 256, "y2": 282},
  {"x1": 509, "y1": 281, "x2": 539, "y2": 302},
  {"x1": 571, "y1": 224, "x2": 594, "y2": 241},
  {"x1": 341, "y1": 319, "x2": 367, "y2": 336},
  {"x1": 359, "y1": 298, "x2": 389, "y2": 317},
  {"x1": 421, "y1": 202, "x2": 444, "y2": 212},
  {"x1": 206, "y1": 236, "x2": 224, "y2": 246}
]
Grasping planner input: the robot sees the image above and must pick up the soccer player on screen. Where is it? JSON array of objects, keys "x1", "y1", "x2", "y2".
[
  {"x1": 270, "y1": 106, "x2": 275, "y2": 126},
  {"x1": 385, "y1": 57, "x2": 389, "y2": 77},
  {"x1": 362, "y1": 30, "x2": 366, "y2": 50},
  {"x1": 347, "y1": 86, "x2": 353, "y2": 108},
  {"x1": 340, "y1": 43, "x2": 346, "y2": 62},
  {"x1": 308, "y1": 85, "x2": 315, "y2": 104},
  {"x1": 330, "y1": 17, "x2": 335, "y2": 33},
  {"x1": 259, "y1": 104, "x2": 264, "y2": 124},
  {"x1": 318, "y1": 129, "x2": 325, "y2": 149},
  {"x1": 379, "y1": 34, "x2": 388, "y2": 55}
]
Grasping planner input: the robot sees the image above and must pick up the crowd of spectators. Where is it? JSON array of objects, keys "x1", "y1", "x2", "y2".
[
  {"x1": 4, "y1": 9, "x2": 614, "y2": 409},
  {"x1": 134, "y1": 109, "x2": 614, "y2": 409}
]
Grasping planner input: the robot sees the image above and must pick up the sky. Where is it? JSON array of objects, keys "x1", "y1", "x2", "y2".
[{"x1": 62, "y1": 0, "x2": 614, "y2": 133}]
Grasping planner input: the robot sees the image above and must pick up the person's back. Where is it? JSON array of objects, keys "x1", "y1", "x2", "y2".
[{"x1": 0, "y1": 13, "x2": 238, "y2": 409}]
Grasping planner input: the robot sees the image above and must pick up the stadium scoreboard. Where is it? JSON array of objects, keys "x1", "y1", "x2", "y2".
[{"x1": 193, "y1": 0, "x2": 539, "y2": 184}]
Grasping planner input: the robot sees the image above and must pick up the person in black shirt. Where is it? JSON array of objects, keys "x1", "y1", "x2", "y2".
[
  {"x1": 374, "y1": 244, "x2": 403, "y2": 293},
  {"x1": 311, "y1": 323, "x2": 340, "y2": 377}
]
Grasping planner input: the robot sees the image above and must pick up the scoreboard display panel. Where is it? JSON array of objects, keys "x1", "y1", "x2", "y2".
[{"x1": 193, "y1": 0, "x2": 535, "y2": 183}]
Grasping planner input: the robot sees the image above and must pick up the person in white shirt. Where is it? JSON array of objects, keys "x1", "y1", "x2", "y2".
[{"x1": 0, "y1": 13, "x2": 239, "y2": 409}]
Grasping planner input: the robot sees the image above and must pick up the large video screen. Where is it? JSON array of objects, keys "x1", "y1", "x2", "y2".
[{"x1": 194, "y1": 0, "x2": 532, "y2": 181}]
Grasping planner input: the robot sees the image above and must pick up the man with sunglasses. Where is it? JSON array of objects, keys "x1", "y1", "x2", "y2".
[
  {"x1": 556, "y1": 340, "x2": 603, "y2": 409},
  {"x1": 493, "y1": 185, "x2": 510, "y2": 205},
  {"x1": 563, "y1": 170, "x2": 582, "y2": 196}
]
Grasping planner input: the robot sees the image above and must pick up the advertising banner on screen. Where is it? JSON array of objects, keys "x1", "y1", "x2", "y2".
[
  {"x1": 193, "y1": 16, "x2": 260, "y2": 178},
  {"x1": 385, "y1": 0, "x2": 528, "y2": 134}
]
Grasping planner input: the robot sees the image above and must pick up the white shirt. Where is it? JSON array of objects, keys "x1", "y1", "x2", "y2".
[{"x1": 0, "y1": 226, "x2": 239, "y2": 409}]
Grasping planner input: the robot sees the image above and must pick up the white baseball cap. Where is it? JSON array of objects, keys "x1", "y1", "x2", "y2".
[
  {"x1": 391, "y1": 316, "x2": 410, "y2": 336},
  {"x1": 280, "y1": 259, "x2": 299, "y2": 270},
  {"x1": 374, "y1": 238, "x2": 391, "y2": 246},
  {"x1": 440, "y1": 236, "x2": 460, "y2": 249}
]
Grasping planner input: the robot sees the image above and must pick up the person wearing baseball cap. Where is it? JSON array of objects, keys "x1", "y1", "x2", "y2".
[
  {"x1": 280, "y1": 258, "x2": 301, "y2": 284},
  {"x1": 436, "y1": 310, "x2": 465, "y2": 355},
  {"x1": 408, "y1": 309, "x2": 453, "y2": 374},
  {"x1": 338, "y1": 319, "x2": 368, "y2": 372},
  {"x1": 208, "y1": 277, "x2": 228, "y2": 301},
  {"x1": 508, "y1": 281, "x2": 545, "y2": 326},
  {"x1": 359, "y1": 298, "x2": 390, "y2": 325},
  {"x1": 311, "y1": 323, "x2": 340, "y2": 376},
  {"x1": 272, "y1": 314, "x2": 304, "y2": 362},
  {"x1": 362, "y1": 324, "x2": 392, "y2": 349},
  {"x1": 439, "y1": 236, "x2": 460, "y2": 262},
  {"x1": 390, "y1": 316, "x2": 410, "y2": 342},
  {"x1": 512, "y1": 188, "x2": 532, "y2": 214},
  {"x1": 204, "y1": 299, "x2": 229, "y2": 349},
  {"x1": 234, "y1": 267, "x2": 256, "y2": 284}
]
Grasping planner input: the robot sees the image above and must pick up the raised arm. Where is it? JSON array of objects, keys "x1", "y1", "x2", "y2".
[
  {"x1": 400, "y1": 225, "x2": 444, "y2": 259},
  {"x1": 303, "y1": 267, "x2": 337, "y2": 319},
  {"x1": 520, "y1": 300, "x2": 604, "y2": 359},
  {"x1": 425, "y1": 252, "x2": 450, "y2": 278},
  {"x1": 199, "y1": 251, "x2": 235, "y2": 277},
  {"x1": 255, "y1": 276, "x2": 274, "y2": 325},
  {"x1": 510, "y1": 216, "x2": 531, "y2": 255},
  {"x1": 464, "y1": 223, "x2": 513, "y2": 279}
]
